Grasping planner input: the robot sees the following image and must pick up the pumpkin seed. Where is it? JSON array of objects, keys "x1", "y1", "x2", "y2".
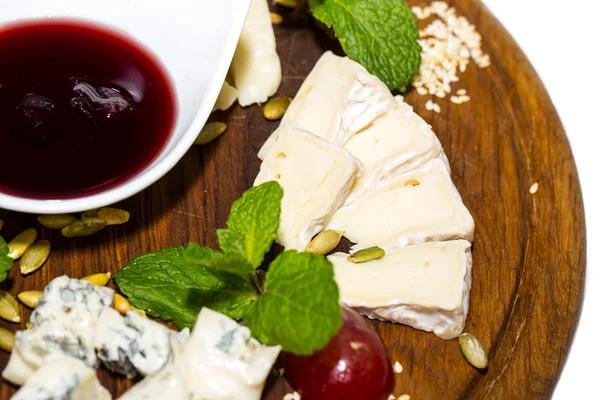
[
  {"x1": 81, "y1": 209, "x2": 100, "y2": 219},
  {"x1": 0, "y1": 327, "x2": 15, "y2": 352},
  {"x1": 37, "y1": 214, "x2": 78, "y2": 230},
  {"x1": 25, "y1": 322, "x2": 33, "y2": 329},
  {"x1": 114, "y1": 293, "x2": 132, "y2": 315},
  {"x1": 131, "y1": 305, "x2": 148, "y2": 318},
  {"x1": 61, "y1": 218, "x2": 106, "y2": 238},
  {"x1": 7, "y1": 228, "x2": 37, "y2": 260},
  {"x1": 270, "y1": 12, "x2": 284, "y2": 24},
  {"x1": 20, "y1": 240, "x2": 51, "y2": 275},
  {"x1": 97, "y1": 208, "x2": 130, "y2": 225},
  {"x1": 459, "y1": 333, "x2": 489, "y2": 369},
  {"x1": 0, "y1": 290, "x2": 20, "y2": 323},
  {"x1": 18, "y1": 291, "x2": 43, "y2": 309},
  {"x1": 275, "y1": 0, "x2": 297, "y2": 7},
  {"x1": 195, "y1": 122, "x2": 227, "y2": 145},
  {"x1": 263, "y1": 97, "x2": 292, "y2": 120},
  {"x1": 347, "y1": 246, "x2": 386, "y2": 263},
  {"x1": 306, "y1": 230, "x2": 344, "y2": 255},
  {"x1": 82, "y1": 272, "x2": 111, "y2": 286}
]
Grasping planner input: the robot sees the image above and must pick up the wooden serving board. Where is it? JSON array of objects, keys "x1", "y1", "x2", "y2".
[{"x1": 0, "y1": 0, "x2": 586, "y2": 398}]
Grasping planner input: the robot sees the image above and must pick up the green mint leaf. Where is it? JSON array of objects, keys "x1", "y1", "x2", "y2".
[
  {"x1": 114, "y1": 246, "x2": 256, "y2": 329},
  {"x1": 245, "y1": 250, "x2": 342, "y2": 355},
  {"x1": 0, "y1": 236, "x2": 13, "y2": 283},
  {"x1": 309, "y1": 0, "x2": 421, "y2": 89},
  {"x1": 218, "y1": 181, "x2": 283, "y2": 268},
  {"x1": 184, "y1": 243, "x2": 255, "y2": 279}
]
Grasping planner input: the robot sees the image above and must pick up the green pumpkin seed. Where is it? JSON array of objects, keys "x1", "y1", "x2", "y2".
[
  {"x1": 347, "y1": 246, "x2": 386, "y2": 263},
  {"x1": 61, "y1": 218, "x2": 106, "y2": 238},
  {"x1": 25, "y1": 322, "x2": 33, "y2": 329},
  {"x1": 274, "y1": 0, "x2": 297, "y2": 7},
  {"x1": 20, "y1": 240, "x2": 51, "y2": 275},
  {"x1": 459, "y1": 333, "x2": 489, "y2": 369},
  {"x1": 96, "y1": 208, "x2": 130, "y2": 225},
  {"x1": 37, "y1": 214, "x2": 78, "y2": 230},
  {"x1": 195, "y1": 122, "x2": 227, "y2": 145},
  {"x1": 0, "y1": 290, "x2": 20, "y2": 323},
  {"x1": 18, "y1": 291, "x2": 43, "y2": 309},
  {"x1": 7, "y1": 228, "x2": 37, "y2": 260},
  {"x1": 81, "y1": 209, "x2": 100, "y2": 219},
  {"x1": 0, "y1": 326, "x2": 15, "y2": 351},
  {"x1": 263, "y1": 97, "x2": 292, "y2": 120},
  {"x1": 306, "y1": 230, "x2": 344, "y2": 255},
  {"x1": 270, "y1": 12, "x2": 284, "y2": 24}
]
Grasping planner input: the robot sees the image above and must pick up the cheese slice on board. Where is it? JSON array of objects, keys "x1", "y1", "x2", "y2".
[
  {"x1": 258, "y1": 51, "x2": 394, "y2": 159},
  {"x1": 327, "y1": 157, "x2": 474, "y2": 250},
  {"x1": 330, "y1": 240, "x2": 472, "y2": 340},
  {"x1": 255, "y1": 124, "x2": 361, "y2": 250},
  {"x1": 174, "y1": 308, "x2": 281, "y2": 400},
  {"x1": 343, "y1": 95, "x2": 446, "y2": 204},
  {"x1": 231, "y1": 0, "x2": 281, "y2": 106},
  {"x1": 12, "y1": 357, "x2": 111, "y2": 400}
]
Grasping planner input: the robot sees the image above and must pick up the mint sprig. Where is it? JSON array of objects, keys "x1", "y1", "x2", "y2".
[
  {"x1": 245, "y1": 251, "x2": 342, "y2": 355},
  {"x1": 309, "y1": 0, "x2": 421, "y2": 89},
  {"x1": 0, "y1": 236, "x2": 13, "y2": 283},
  {"x1": 114, "y1": 182, "x2": 342, "y2": 354}
]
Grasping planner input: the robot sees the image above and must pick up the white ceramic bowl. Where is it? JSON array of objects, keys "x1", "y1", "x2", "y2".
[{"x1": 0, "y1": 0, "x2": 250, "y2": 214}]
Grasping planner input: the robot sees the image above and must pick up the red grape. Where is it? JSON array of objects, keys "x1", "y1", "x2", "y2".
[{"x1": 282, "y1": 307, "x2": 394, "y2": 400}]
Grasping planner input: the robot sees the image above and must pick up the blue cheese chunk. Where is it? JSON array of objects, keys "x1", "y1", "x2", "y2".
[
  {"x1": 174, "y1": 308, "x2": 280, "y2": 400},
  {"x1": 12, "y1": 357, "x2": 111, "y2": 400},
  {"x1": 118, "y1": 364, "x2": 189, "y2": 400},
  {"x1": 30, "y1": 275, "x2": 114, "y2": 328},
  {"x1": 94, "y1": 308, "x2": 172, "y2": 378},
  {"x1": 3, "y1": 276, "x2": 113, "y2": 385}
]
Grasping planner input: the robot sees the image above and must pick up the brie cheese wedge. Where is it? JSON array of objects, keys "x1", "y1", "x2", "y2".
[
  {"x1": 327, "y1": 157, "x2": 474, "y2": 250},
  {"x1": 258, "y1": 51, "x2": 394, "y2": 159},
  {"x1": 231, "y1": 0, "x2": 281, "y2": 106},
  {"x1": 330, "y1": 240, "x2": 472, "y2": 339},
  {"x1": 343, "y1": 95, "x2": 446, "y2": 204},
  {"x1": 174, "y1": 308, "x2": 281, "y2": 400},
  {"x1": 12, "y1": 357, "x2": 111, "y2": 400},
  {"x1": 255, "y1": 124, "x2": 361, "y2": 250}
]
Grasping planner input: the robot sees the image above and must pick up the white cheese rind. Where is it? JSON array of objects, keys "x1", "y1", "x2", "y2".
[
  {"x1": 327, "y1": 157, "x2": 474, "y2": 250},
  {"x1": 174, "y1": 308, "x2": 280, "y2": 400},
  {"x1": 343, "y1": 95, "x2": 445, "y2": 204},
  {"x1": 94, "y1": 308, "x2": 172, "y2": 378},
  {"x1": 258, "y1": 51, "x2": 394, "y2": 159},
  {"x1": 12, "y1": 357, "x2": 111, "y2": 400},
  {"x1": 330, "y1": 240, "x2": 472, "y2": 339},
  {"x1": 254, "y1": 124, "x2": 361, "y2": 250},
  {"x1": 231, "y1": 0, "x2": 281, "y2": 106}
]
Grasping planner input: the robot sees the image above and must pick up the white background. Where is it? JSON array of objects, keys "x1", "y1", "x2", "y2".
[{"x1": 483, "y1": 1, "x2": 598, "y2": 397}]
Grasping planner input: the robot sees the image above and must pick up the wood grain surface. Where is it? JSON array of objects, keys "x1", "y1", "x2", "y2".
[{"x1": 0, "y1": 0, "x2": 586, "y2": 399}]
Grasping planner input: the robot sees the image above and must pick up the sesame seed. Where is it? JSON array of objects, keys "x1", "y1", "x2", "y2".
[
  {"x1": 459, "y1": 95, "x2": 470, "y2": 102},
  {"x1": 411, "y1": 1, "x2": 489, "y2": 111},
  {"x1": 394, "y1": 361, "x2": 404, "y2": 374},
  {"x1": 457, "y1": 89, "x2": 467, "y2": 95},
  {"x1": 283, "y1": 394, "x2": 294, "y2": 400},
  {"x1": 388, "y1": 395, "x2": 396, "y2": 400},
  {"x1": 426, "y1": 100, "x2": 434, "y2": 110},
  {"x1": 432, "y1": 103, "x2": 441, "y2": 113},
  {"x1": 529, "y1": 182, "x2": 539, "y2": 194},
  {"x1": 398, "y1": 395, "x2": 411, "y2": 400}
]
